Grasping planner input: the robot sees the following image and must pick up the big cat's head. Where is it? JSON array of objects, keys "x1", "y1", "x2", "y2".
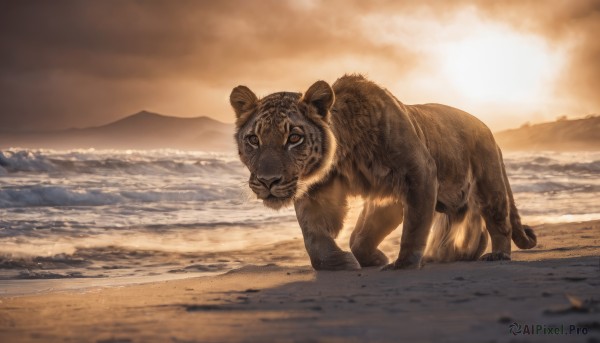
[{"x1": 230, "y1": 81, "x2": 337, "y2": 209}]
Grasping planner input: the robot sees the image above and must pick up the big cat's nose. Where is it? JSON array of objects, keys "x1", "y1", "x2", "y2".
[{"x1": 257, "y1": 174, "x2": 282, "y2": 189}]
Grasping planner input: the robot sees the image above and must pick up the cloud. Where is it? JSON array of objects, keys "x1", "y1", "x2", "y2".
[
  {"x1": 0, "y1": 1, "x2": 423, "y2": 129},
  {"x1": 0, "y1": 1, "x2": 418, "y2": 80},
  {"x1": 0, "y1": 0, "x2": 598, "y2": 131},
  {"x1": 472, "y1": 0, "x2": 600, "y2": 113}
]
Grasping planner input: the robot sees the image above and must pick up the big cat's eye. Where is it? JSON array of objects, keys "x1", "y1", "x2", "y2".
[
  {"x1": 288, "y1": 134, "x2": 301, "y2": 144},
  {"x1": 287, "y1": 134, "x2": 304, "y2": 148},
  {"x1": 247, "y1": 135, "x2": 259, "y2": 147}
]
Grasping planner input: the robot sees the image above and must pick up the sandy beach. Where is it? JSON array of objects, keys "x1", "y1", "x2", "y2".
[{"x1": 1, "y1": 220, "x2": 598, "y2": 343}]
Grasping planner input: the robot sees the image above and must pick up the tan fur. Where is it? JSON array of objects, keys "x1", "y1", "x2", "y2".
[{"x1": 231, "y1": 75, "x2": 537, "y2": 271}]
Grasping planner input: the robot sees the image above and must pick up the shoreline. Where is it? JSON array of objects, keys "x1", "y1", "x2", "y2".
[
  {"x1": 2, "y1": 219, "x2": 596, "y2": 297},
  {"x1": 1, "y1": 220, "x2": 599, "y2": 342}
]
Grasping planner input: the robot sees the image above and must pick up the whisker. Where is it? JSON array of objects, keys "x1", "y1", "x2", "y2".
[{"x1": 233, "y1": 180, "x2": 256, "y2": 203}]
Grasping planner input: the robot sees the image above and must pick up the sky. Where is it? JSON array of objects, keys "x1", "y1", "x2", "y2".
[{"x1": 1, "y1": 0, "x2": 599, "y2": 132}]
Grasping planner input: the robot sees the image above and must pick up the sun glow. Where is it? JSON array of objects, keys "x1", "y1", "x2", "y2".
[
  {"x1": 361, "y1": 11, "x2": 567, "y2": 128},
  {"x1": 440, "y1": 26, "x2": 562, "y2": 104}
]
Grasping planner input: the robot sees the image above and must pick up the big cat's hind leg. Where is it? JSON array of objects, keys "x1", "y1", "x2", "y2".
[
  {"x1": 476, "y1": 183, "x2": 512, "y2": 261},
  {"x1": 478, "y1": 196, "x2": 512, "y2": 261},
  {"x1": 350, "y1": 201, "x2": 403, "y2": 267}
]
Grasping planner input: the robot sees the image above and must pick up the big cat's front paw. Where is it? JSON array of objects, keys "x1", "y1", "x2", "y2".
[
  {"x1": 353, "y1": 249, "x2": 389, "y2": 268},
  {"x1": 381, "y1": 253, "x2": 423, "y2": 271},
  {"x1": 311, "y1": 251, "x2": 361, "y2": 271},
  {"x1": 480, "y1": 252, "x2": 511, "y2": 261},
  {"x1": 381, "y1": 260, "x2": 421, "y2": 271}
]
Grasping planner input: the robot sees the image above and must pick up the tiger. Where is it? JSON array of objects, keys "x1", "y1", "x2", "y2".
[{"x1": 230, "y1": 74, "x2": 537, "y2": 270}]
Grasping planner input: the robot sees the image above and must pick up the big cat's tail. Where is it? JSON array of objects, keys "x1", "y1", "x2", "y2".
[
  {"x1": 508, "y1": 199, "x2": 537, "y2": 249},
  {"x1": 504, "y1": 162, "x2": 537, "y2": 250},
  {"x1": 512, "y1": 224, "x2": 537, "y2": 249}
]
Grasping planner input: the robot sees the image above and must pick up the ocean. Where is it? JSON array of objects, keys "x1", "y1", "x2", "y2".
[{"x1": 1, "y1": 148, "x2": 599, "y2": 293}]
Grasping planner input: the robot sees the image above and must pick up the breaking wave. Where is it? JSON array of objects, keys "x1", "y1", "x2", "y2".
[
  {"x1": 0, "y1": 185, "x2": 240, "y2": 208},
  {"x1": 0, "y1": 149, "x2": 244, "y2": 176},
  {"x1": 505, "y1": 158, "x2": 600, "y2": 176},
  {"x1": 0, "y1": 149, "x2": 248, "y2": 208},
  {"x1": 510, "y1": 182, "x2": 600, "y2": 194}
]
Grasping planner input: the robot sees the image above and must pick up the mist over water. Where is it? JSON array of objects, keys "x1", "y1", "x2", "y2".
[{"x1": 0, "y1": 149, "x2": 598, "y2": 285}]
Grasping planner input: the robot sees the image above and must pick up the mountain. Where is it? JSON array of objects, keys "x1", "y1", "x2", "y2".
[
  {"x1": 0, "y1": 111, "x2": 235, "y2": 152},
  {"x1": 494, "y1": 115, "x2": 600, "y2": 151},
  {"x1": 2, "y1": 111, "x2": 598, "y2": 152}
]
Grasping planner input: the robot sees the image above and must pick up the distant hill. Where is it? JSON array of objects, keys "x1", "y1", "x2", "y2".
[
  {"x1": 0, "y1": 111, "x2": 235, "y2": 152},
  {"x1": 3, "y1": 111, "x2": 598, "y2": 152},
  {"x1": 494, "y1": 116, "x2": 600, "y2": 151}
]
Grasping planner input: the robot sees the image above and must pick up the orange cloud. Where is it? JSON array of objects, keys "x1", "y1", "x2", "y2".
[{"x1": 0, "y1": 1, "x2": 597, "y2": 131}]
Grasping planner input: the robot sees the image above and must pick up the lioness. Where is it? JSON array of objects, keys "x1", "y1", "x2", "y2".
[{"x1": 230, "y1": 75, "x2": 536, "y2": 270}]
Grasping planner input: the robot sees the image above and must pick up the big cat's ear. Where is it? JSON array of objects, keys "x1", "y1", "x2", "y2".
[
  {"x1": 302, "y1": 80, "x2": 334, "y2": 119},
  {"x1": 230, "y1": 85, "x2": 258, "y2": 123}
]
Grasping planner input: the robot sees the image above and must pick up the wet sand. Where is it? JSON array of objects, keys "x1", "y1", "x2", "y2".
[{"x1": 1, "y1": 220, "x2": 599, "y2": 342}]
